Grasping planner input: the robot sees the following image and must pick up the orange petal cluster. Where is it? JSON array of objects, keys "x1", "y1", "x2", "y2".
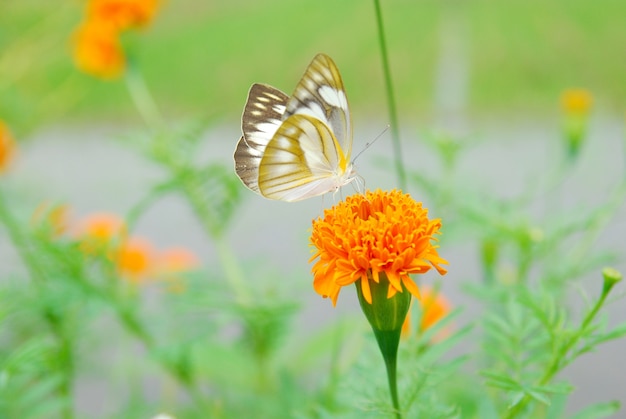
[
  {"x1": 88, "y1": 0, "x2": 159, "y2": 30},
  {"x1": 418, "y1": 286, "x2": 451, "y2": 331},
  {"x1": 73, "y1": 0, "x2": 160, "y2": 79},
  {"x1": 75, "y1": 212, "x2": 199, "y2": 285},
  {"x1": 116, "y1": 236, "x2": 155, "y2": 282},
  {"x1": 73, "y1": 20, "x2": 125, "y2": 79},
  {"x1": 76, "y1": 212, "x2": 127, "y2": 251},
  {"x1": 310, "y1": 189, "x2": 448, "y2": 306}
]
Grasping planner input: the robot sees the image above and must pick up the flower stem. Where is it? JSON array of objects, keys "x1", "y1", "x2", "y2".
[
  {"x1": 379, "y1": 330, "x2": 402, "y2": 419},
  {"x1": 125, "y1": 61, "x2": 164, "y2": 132},
  {"x1": 355, "y1": 275, "x2": 409, "y2": 418},
  {"x1": 373, "y1": 0, "x2": 407, "y2": 191}
]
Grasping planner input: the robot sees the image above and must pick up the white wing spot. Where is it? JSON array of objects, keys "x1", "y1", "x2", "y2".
[
  {"x1": 273, "y1": 104, "x2": 286, "y2": 114},
  {"x1": 318, "y1": 85, "x2": 347, "y2": 109}
]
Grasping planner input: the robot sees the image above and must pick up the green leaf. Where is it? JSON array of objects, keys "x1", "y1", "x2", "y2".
[
  {"x1": 571, "y1": 401, "x2": 621, "y2": 419},
  {"x1": 481, "y1": 371, "x2": 521, "y2": 390}
]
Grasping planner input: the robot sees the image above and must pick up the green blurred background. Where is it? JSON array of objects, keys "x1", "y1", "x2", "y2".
[{"x1": 1, "y1": 0, "x2": 624, "y2": 134}]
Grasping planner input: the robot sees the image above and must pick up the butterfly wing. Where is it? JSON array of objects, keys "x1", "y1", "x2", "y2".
[
  {"x1": 258, "y1": 114, "x2": 351, "y2": 202},
  {"x1": 235, "y1": 54, "x2": 355, "y2": 201},
  {"x1": 284, "y1": 53, "x2": 353, "y2": 161},
  {"x1": 234, "y1": 83, "x2": 289, "y2": 194}
]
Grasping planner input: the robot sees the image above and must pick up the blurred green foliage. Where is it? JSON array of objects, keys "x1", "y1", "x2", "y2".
[{"x1": 1, "y1": 0, "x2": 625, "y2": 133}]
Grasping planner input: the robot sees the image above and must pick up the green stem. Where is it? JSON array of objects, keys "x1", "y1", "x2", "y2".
[
  {"x1": 125, "y1": 61, "x2": 164, "y2": 131},
  {"x1": 373, "y1": 0, "x2": 407, "y2": 191},
  {"x1": 381, "y1": 335, "x2": 402, "y2": 419}
]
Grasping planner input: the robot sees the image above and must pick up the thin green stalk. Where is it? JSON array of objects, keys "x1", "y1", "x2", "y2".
[
  {"x1": 373, "y1": 0, "x2": 407, "y2": 191},
  {"x1": 384, "y1": 352, "x2": 402, "y2": 419},
  {"x1": 504, "y1": 290, "x2": 608, "y2": 418},
  {"x1": 125, "y1": 61, "x2": 164, "y2": 132}
]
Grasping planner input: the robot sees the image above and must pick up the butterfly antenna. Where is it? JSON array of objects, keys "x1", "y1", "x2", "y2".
[{"x1": 352, "y1": 125, "x2": 390, "y2": 163}]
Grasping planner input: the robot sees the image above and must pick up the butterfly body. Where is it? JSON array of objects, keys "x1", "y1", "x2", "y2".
[{"x1": 234, "y1": 54, "x2": 356, "y2": 202}]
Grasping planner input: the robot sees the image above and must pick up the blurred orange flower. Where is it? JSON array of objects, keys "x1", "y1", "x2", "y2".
[
  {"x1": 76, "y1": 212, "x2": 126, "y2": 254},
  {"x1": 156, "y1": 247, "x2": 200, "y2": 292},
  {"x1": 0, "y1": 120, "x2": 17, "y2": 173},
  {"x1": 401, "y1": 287, "x2": 451, "y2": 338},
  {"x1": 561, "y1": 88, "x2": 592, "y2": 115},
  {"x1": 418, "y1": 287, "x2": 451, "y2": 331},
  {"x1": 88, "y1": 0, "x2": 160, "y2": 30},
  {"x1": 73, "y1": 20, "x2": 125, "y2": 79},
  {"x1": 157, "y1": 247, "x2": 200, "y2": 274},
  {"x1": 116, "y1": 236, "x2": 155, "y2": 282}
]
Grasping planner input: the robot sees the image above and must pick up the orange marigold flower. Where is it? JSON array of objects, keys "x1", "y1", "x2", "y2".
[
  {"x1": 87, "y1": 0, "x2": 160, "y2": 30},
  {"x1": 418, "y1": 286, "x2": 451, "y2": 331},
  {"x1": 157, "y1": 247, "x2": 200, "y2": 274},
  {"x1": 310, "y1": 189, "x2": 448, "y2": 306},
  {"x1": 155, "y1": 247, "x2": 200, "y2": 292},
  {"x1": 75, "y1": 212, "x2": 126, "y2": 254},
  {"x1": 76, "y1": 212, "x2": 126, "y2": 241},
  {"x1": 73, "y1": 20, "x2": 125, "y2": 79},
  {"x1": 561, "y1": 88, "x2": 592, "y2": 115},
  {"x1": 0, "y1": 120, "x2": 17, "y2": 173},
  {"x1": 116, "y1": 236, "x2": 155, "y2": 281}
]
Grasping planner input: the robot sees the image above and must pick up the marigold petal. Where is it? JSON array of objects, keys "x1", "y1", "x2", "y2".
[
  {"x1": 309, "y1": 189, "x2": 448, "y2": 305},
  {"x1": 360, "y1": 274, "x2": 372, "y2": 304},
  {"x1": 402, "y1": 276, "x2": 422, "y2": 300}
]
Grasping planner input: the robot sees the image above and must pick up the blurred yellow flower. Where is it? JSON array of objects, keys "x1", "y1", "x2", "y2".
[
  {"x1": 75, "y1": 212, "x2": 127, "y2": 254},
  {"x1": 310, "y1": 189, "x2": 448, "y2": 306},
  {"x1": 116, "y1": 236, "x2": 155, "y2": 282},
  {"x1": 561, "y1": 88, "x2": 593, "y2": 115},
  {"x1": 31, "y1": 202, "x2": 70, "y2": 237},
  {"x1": 0, "y1": 120, "x2": 17, "y2": 173},
  {"x1": 88, "y1": 0, "x2": 160, "y2": 30},
  {"x1": 73, "y1": 20, "x2": 125, "y2": 79}
]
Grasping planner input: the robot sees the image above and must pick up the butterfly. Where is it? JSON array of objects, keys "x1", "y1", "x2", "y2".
[{"x1": 234, "y1": 53, "x2": 357, "y2": 202}]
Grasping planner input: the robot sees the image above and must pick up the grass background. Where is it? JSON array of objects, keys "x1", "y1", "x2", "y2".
[{"x1": 1, "y1": 0, "x2": 625, "y2": 132}]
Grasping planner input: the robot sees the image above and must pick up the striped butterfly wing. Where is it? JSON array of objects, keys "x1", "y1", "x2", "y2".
[
  {"x1": 257, "y1": 54, "x2": 355, "y2": 201},
  {"x1": 235, "y1": 83, "x2": 289, "y2": 194},
  {"x1": 235, "y1": 53, "x2": 355, "y2": 201},
  {"x1": 258, "y1": 114, "x2": 351, "y2": 202},
  {"x1": 284, "y1": 53, "x2": 353, "y2": 161}
]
